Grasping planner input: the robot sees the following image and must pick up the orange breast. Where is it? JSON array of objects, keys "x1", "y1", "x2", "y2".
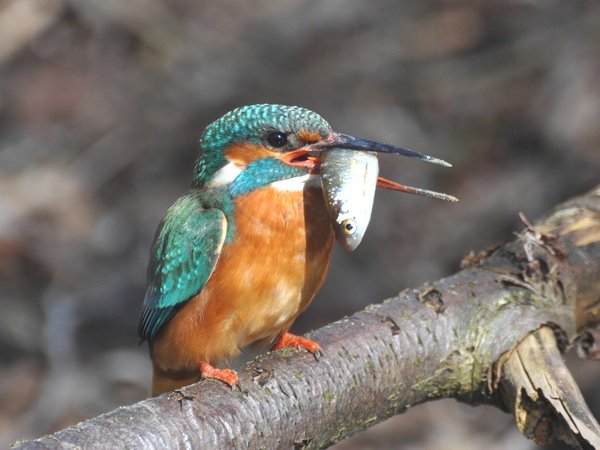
[{"x1": 151, "y1": 186, "x2": 334, "y2": 372}]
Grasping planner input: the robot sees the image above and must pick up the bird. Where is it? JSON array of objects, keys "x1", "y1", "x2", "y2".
[{"x1": 138, "y1": 104, "x2": 452, "y2": 396}]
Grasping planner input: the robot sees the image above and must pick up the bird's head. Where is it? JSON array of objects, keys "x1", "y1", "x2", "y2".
[
  {"x1": 193, "y1": 104, "x2": 329, "y2": 193},
  {"x1": 193, "y1": 104, "x2": 453, "y2": 199}
]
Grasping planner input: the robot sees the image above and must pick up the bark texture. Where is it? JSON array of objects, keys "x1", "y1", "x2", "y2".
[{"x1": 13, "y1": 186, "x2": 600, "y2": 449}]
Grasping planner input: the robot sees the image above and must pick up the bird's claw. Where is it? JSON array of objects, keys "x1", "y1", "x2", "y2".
[
  {"x1": 272, "y1": 332, "x2": 323, "y2": 360},
  {"x1": 199, "y1": 361, "x2": 239, "y2": 389},
  {"x1": 311, "y1": 347, "x2": 323, "y2": 362}
]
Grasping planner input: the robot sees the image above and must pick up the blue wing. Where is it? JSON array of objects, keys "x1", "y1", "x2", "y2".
[{"x1": 138, "y1": 194, "x2": 226, "y2": 341}]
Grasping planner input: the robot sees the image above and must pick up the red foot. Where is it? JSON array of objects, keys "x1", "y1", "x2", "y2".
[
  {"x1": 272, "y1": 332, "x2": 322, "y2": 357},
  {"x1": 199, "y1": 361, "x2": 239, "y2": 388}
]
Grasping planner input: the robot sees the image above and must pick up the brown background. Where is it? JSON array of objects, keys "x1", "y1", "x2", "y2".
[{"x1": 1, "y1": 1, "x2": 599, "y2": 448}]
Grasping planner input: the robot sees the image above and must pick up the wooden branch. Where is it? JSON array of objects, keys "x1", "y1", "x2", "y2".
[
  {"x1": 13, "y1": 186, "x2": 600, "y2": 450},
  {"x1": 498, "y1": 327, "x2": 600, "y2": 449}
]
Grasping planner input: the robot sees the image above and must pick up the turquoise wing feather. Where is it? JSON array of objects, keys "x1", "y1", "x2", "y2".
[{"x1": 138, "y1": 194, "x2": 226, "y2": 340}]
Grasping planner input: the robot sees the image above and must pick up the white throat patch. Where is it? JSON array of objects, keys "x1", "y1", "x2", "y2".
[{"x1": 206, "y1": 162, "x2": 243, "y2": 188}]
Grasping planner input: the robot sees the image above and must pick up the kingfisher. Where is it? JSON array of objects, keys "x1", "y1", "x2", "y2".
[{"x1": 138, "y1": 104, "x2": 452, "y2": 396}]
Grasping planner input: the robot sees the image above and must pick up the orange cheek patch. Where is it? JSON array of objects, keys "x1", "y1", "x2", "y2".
[{"x1": 223, "y1": 143, "x2": 279, "y2": 166}]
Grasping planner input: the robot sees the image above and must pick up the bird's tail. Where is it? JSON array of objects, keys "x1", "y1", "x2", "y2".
[{"x1": 151, "y1": 362, "x2": 199, "y2": 396}]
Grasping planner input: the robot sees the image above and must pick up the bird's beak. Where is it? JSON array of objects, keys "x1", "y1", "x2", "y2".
[
  {"x1": 374, "y1": 176, "x2": 458, "y2": 202},
  {"x1": 280, "y1": 131, "x2": 457, "y2": 202},
  {"x1": 309, "y1": 132, "x2": 452, "y2": 168},
  {"x1": 321, "y1": 132, "x2": 458, "y2": 201},
  {"x1": 280, "y1": 149, "x2": 321, "y2": 173}
]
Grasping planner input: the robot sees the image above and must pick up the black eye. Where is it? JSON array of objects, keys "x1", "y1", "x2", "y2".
[
  {"x1": 267, "y1": 131, "x2": 288, "y2": 148},
  {"x1": 342, "y1": 219, "x2": 357, "y2": 235}
]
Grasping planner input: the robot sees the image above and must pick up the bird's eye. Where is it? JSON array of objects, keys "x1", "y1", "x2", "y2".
[
  {"x1": 267, "y1": 131, "x2": 288, "y2": 148},
  {"x1": 341, "y1": 219, "x2": 357, "y2": 235}
]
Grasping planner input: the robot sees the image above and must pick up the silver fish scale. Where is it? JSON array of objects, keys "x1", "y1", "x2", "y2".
[{"x1": 320, "y1": 149, "x2": 379, "y2": 252}]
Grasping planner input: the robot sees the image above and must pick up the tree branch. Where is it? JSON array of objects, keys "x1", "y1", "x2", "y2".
[
  {"x1": 498, "y1": 327, "x2": 600, "y2": 449},
  {"x1": 13, "y1": 186, "x2": 600, "y2": 450}
]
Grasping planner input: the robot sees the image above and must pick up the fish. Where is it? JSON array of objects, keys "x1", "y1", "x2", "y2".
[
  {"x1": 320, "y1": 149, "x2": 379, "y2": 252},
  {"x1": 320, "y1": 149, "x2": 458, "y2": 252}
]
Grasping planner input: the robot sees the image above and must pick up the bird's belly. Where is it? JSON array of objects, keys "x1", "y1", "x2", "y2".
[
  {"x1": 221, "y1": 186, "x2": 334, "y2": 346},
  {"x1": 234, "y1": 270, "x2": 304, "y2": 346},
  {"x1": 151, "y1": 186, "x2": 333, "y2": 370}
]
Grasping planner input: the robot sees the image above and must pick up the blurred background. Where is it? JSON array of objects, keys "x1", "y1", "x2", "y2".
[{"x1": 1, "y1": 0, "x2": 599, "y2": 448}]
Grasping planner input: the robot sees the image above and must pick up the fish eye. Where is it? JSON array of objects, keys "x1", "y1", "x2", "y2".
[
  {"x1": 341, "y1": 219, "x2": 357, "y2": 235},
  {"x1": 267, "y1": 131, "x2": 288, "y2": 148}
]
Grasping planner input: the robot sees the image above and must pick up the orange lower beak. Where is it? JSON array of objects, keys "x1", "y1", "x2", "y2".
[
  {"x1": 376, "y1": 176, "x2": 458, "y2": 202},
  {"x1": 280, "y1": 149, "x2": 320, "y2": 173}
]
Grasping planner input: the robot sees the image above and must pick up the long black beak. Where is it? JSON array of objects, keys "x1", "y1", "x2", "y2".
[{"x1": 310, "y1": 132, "x2": 452, "y2": 167}]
